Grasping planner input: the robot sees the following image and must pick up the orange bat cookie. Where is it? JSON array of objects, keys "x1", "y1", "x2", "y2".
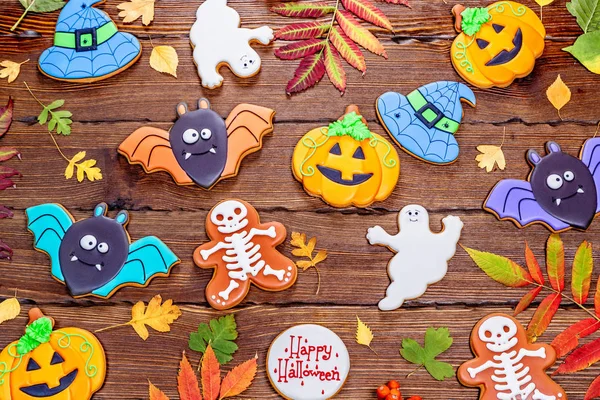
[
  {"x1": 194, "y1": 199, "x2": 297, "y2": 310},
  {"x1": 118, "y1": 99, "x2": 275, "y2": 189}
]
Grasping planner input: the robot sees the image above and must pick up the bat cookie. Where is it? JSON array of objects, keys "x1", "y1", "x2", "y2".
[
  {"x1": 119, "y1": 99, "x2": 275, "y2": 189},
  {"x1": 485, "y1": 139, "x2": 600, "y2": 232},
  {"x1": 26, "y1": 203, "x2": 180, "y2": 298},
  {"x1": 194, "y1": 199, "x2": 297, "y2": 310}
]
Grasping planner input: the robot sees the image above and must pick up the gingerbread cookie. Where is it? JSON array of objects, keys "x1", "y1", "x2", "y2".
[
  {"x1": 458, "y1": 313, "x2": 567, "y2": 399},
  {"x1": 485, "y1": 139, "x2": 600, "y2": 232},
  {"x1": 451, "y1": 2, "x2": 545, "y2": 89},
  {"x1": 119, "y1": 98, "x2": 275, "y2": 189},
  {"x1": 194, "y1": 199, "x2": 297, "y2": 310},
  {"x1": 38, "y1": 0, "x2": 141, "y2": 83},
  {"x1": 376, "y1": 81, "x2": 476, "y2": 165},
  {"x1": 26, "y1": 203, "x2": 180, "y2": 298},
  {"x1": 367, "y1": 205, "x2": 463, "y2": 311},
  {"x1": 267, "y1": 324, "x2": 350, "y2": 400},
  {"x1": 190, "y1": 0, "x2": 274, "y2": 89},
  {"x1": 292, "y1": 106, "x2": 400, "y2": 208},
  {"x1": 0, "y1": 308, "x2": 106, "y2": 399}
]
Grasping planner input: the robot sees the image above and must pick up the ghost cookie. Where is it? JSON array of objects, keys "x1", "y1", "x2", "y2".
[
  {"x1": 194, "y1": 199, "x2": 297, "y2": 310},
  {"x1": 267, "y1": 324, "x2": 350, "y2": 400},
  {"x1": 458, "y1": 313, "x2": 567, "y2": 399},
  {"x1": 26, "y1": 203, "x2": 180, "y2": 298},
  {"x1": 367, "y1": 205, "x2": 463, "y2": 311},
  {"x1": 119, "y1": 98, "x2": 275, "y2": 189},
  {"x1": 485, "y1": 139, "x2": 600, "y2": 232},
  {"x1": 190, "y1": 0, "x2": 274, "y2": 88}
]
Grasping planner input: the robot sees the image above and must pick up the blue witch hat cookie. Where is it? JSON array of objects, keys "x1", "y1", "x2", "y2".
[
  {"x1": 38, "y1": 0, "x2": 142, "y2": 83},
  {"x1": 376, "y1": 81, "x2": 476, "y2": 165}
]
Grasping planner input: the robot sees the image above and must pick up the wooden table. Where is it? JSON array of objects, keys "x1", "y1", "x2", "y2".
[{"x1": 1, "y1": 0, "x2": 600, "y2": 398}]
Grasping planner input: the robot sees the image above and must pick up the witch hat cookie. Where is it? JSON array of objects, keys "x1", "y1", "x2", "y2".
[{"x1": 38, "y1": 0, "x2": 142, "y2": 83}]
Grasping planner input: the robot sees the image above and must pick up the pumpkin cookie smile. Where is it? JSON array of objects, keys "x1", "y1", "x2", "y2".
[
  {"x1": 316, "y1": 165, "x2": 373, "y2": 186},
  {"x1": 20, "y1": 369, "x2": 78, "y2": 397},
  {"x1": 486, "y1": 28, "x2": 523, "y2": 66}
]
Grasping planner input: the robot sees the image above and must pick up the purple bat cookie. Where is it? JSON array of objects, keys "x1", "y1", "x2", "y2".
[{"x1": 484, "y1": 139, "x2": 600, "y2": 232}]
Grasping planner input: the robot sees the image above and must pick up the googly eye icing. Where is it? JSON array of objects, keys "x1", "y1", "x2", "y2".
[
  {"x1": 564, "y1": 171, "x2": 575, "y2": 182},
  {"x1": 546, "y1": 174, "x2": 564, "y2": 190},
  {"x1": 97, "y1": 242, "x2": 109, "y2": 254},
  {"x1": 80, "y1": 234, "x2": 97, "y2": 250},
  {"x1": 182, "y1": 129, "x2": 200, "y2": 145},
  {"x1": 200, "y1": 128, "x2": 212, "y2": 140}
]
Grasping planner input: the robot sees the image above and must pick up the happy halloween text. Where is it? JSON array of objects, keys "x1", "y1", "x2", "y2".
[{"x1": 276, "y1": 335, "x2": 341, "y2": 383}]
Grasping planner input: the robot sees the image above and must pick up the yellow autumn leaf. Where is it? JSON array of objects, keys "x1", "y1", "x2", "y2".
[
  {"x1": 547, "y1": 74, "x2": 571, "y2": 119},
  {"x1": 150, "y1": 45, "x2": 179, "y2": 78},
  {"x1": 290, "y1": 231, "x2": 328, "y2": 295},
  {"x1": 296, "y1": 260, "x2": 313, "y2": 270},
  {"x1": 129, "y1": 295, "x2": 182, "y2": 340},
  {"x1": 356, "y1": 316, "x2": 376, "y2": 354},
  {"x1": 0, "y1": 297, "x2": 20, "y2": 324},
  {"x1": 117, "y1": 0, "x2": 155, "y2": 25},
  {"x1": 535, "y1": 0, "x2": 554, "y2": 5},
  {"x1": 476, "y1": 145, "x2": 506, "y2": 172},
  {"x1": 65, "y1": 151, "x2": 86, "y2": 179},
  {"x1": 79, "y1": 159, "x2": 102, "y2": 182},
  {"x1": 0, "y1": 59, "x2": 28, "y2": 83}
]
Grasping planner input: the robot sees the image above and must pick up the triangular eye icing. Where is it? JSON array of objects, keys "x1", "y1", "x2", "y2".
[
  {"x1": 27, "y1": 358, "x2": 41, "y2": 371},
  {"x1": 477, "y1": 39, "x2": 490, "y2": 50},
  {"x1": 493, "y1": 24, "x2": 505, "y2": 33},
  {"x1": 50, "y1": 352, "x2": 65, "y2": 365},
  {"x1": 329, "y1": 143, "x2": 342, "y2": 155},
  {"x1": 352, "y1": 147, "x2": 366, "y2": 160}
]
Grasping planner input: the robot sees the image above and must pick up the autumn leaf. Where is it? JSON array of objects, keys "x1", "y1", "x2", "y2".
[
  {"x1": 341, "y1": 0, "x2": 393, "y2": 31},
  {"x1": 585, "y1": 375, "x2": 600, "y2": 400},
  {"x1": 552, "y1": 318, "x2": 600, "y2": 358},
  {"x1": 290, "y1": 232, "x2": 328, "y2": 294},
  {"x1": 381, "y1": 0, "x2": 410, "y2": 5},
  {"x1": 0, "y1": 97, "x2": 14, "y2": 137},
  {"x1": 400, "y1": 327, "x2": 454, "y2": 381},
  {"x1": 0, "y1": 205, "x2": 14, "y2": 219},
  {"x1": 117, "y1": 0, "x2": 155, "y2": 25},
  {"x1": 462, "y1": 246, "x2": 532, "y2": 287},
  {"x1": 0, "y1": 60, "x2": 28, "y2": 84},
  {"x1": 178, "y1": 352, "x2": 202, "y2": 400},
  {"x1": 547, "y1": 75, "x2": 571, "y2": 120},
  {"x1": 275, "y1": 39, "x2": 326, "y2": 60},
  {"x1": 0, "y1": 297, "x2": 20, "y2": 324},
  {"x1": 525, "y1": 242, "x2": 545, "y2": 284},
  {"x1": 330, "y1": 26, "x2": 366, "y2": 73},
  {"x1": 0, "y1": 240, "x2": 13, "y2": 260},
  {"x1": 276, "y1": 21, "x2": 331, "y2": 40},
  {"x1": 356, "y1": 316, "x2": 376, "y2": 354},
  {"x1": 572, "y1": 241, "x2": 594, "y2": 304},
  {"x1": 150, "y1": 45, "x2": 179, "y2": 78},
  {"x1": 323, "y1": 42, "x2": 346, "y2": 93},
  {"x1": 0, "y1": 148, "x2": 21, "y2": 162},
  {"x1": 219, "y1": 354, "x2": 258, "y2": 399},
  {"x1": 555, "y1": 336, "x2": 600, "y2": 375},
  {"x1": 596, "y1": 278, "x2": 600, "y2": 317},
  {"x1": 287, "y1": 53, "x2": 326, "y2": 95},
  {"x1": 546, "y1": 233, "x2": 565, "y2": 292},
  {"x1": 271, "y1": 2, "x2": 336, "y2": 18},
  {"x1": 527, "y1": 292, "x2": 562, "y2": 343},
  {"x1": 514, "y1": 286, "x2": 543, "y2": 316},
  {"x1": 536, "y1": 0, "x2": 554, "y2": 4},
  {"x1": 336, "y1": 10, "x2": 387, "y2": 58},
  {"x1": 476, "y1": 145, "x2": 506, "y2": 172},
  {"x1": 189, "y1": 314, "x2": 238, "y2": 365},
  {"x1": 202, "y1": 345, "x2": 221, "y2": 400},
  {"x1": 149, "y1": 381, "x2": 170, "y2": 400}
]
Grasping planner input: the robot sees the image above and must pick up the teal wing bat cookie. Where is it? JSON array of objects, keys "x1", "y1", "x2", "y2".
[{"x1": 26, "y1": 203, "x2": 180, "y2": 298}]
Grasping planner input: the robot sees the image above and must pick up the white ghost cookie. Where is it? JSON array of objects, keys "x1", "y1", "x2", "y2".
[
  {"x1": 190, "y1": 0, "x2": 274, "y2": 89},
  {"x1": 367, "y1": 205, "x2": 463, "y2": 311}
]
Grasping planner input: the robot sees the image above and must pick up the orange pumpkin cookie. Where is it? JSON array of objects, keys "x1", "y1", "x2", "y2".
[
  {"x1": 292, "y1": 106, "x2": 400, "y2": 208},
  {"x1": 451, "y1": 2, "x2": 546, "y2": 89},
  {"x1": 0, "y1": 308, "x2": 106, "y2": 400},
  {"x1": 458, "y1": 313, "x2": 566, "y2": 399},
  {"x1": 194, "y1": 199, "x2": 297, "y2": 310}
]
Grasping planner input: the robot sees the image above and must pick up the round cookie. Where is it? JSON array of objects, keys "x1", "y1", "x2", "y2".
[{"x1": 267, "y1": 324, "x2": 350, "y2": 400}]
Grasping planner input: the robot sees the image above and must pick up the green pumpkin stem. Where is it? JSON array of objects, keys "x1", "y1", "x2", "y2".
[
  {"x1": 327, "y1": 107, "x2": 372, "y2": 141},
  {"x1": 454, "y1": 5, "x2": 491, "y2": 36},
  {"x1": 16, "y1": 309, "x2": 54, "y2": 355}
]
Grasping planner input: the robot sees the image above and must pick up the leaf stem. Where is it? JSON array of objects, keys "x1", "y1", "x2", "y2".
[
  {"x1": 368, "y1": 345, "x2": 378, "y2": 356},
  {"x1": 500, "y1": 127, "x2": 506, "y2": 148},
  {"x1": 314, "y1": 264, "x2": 321, "y2": 296},
  {"x1": 558, "y1": 109, "x2": 563, "y2": 121},
  {"x1": 94, "y1": 322, "x2": 131, "y2": 333},
  {"x1": 406, "y1": 364, "x2": 424, "y2": 378},
  {"x1": 23, "y1": 81, "x2": 46, "y2": 108},
  {"x1": 529, "y1": 280, "x2": 600, "y2": 323},
  {"x1": 11, "y1": 0, "x2": 36, "y2": 31},
  {"x1": 47, "y1": 132, "x2": 70, "y2": 163}
]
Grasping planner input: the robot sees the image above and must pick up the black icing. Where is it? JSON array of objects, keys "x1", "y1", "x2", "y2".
[
  {"x1": 26, "y1": 358, "x2": 41, "y2": 371},
  {"x1": 492, "y1": 24, "x2": 505, "y2": 33},
  {"x1": 486, "y1": 28, "x2": 523, "y2": 67},
  {"x1": 20, "y1": 369, "x2": 78, "y2": 397},
  {"x1": 50, "y1": 352, "x2": 64, "y2": 365},
  {"x1": 317, "y1": 165, "x2": 373, "y2": 186},
  {"x1": 476, "y1": 39, "x2": 490, "y2": 50},
  {"x1": 329, "y1": 143, "x2": 342, "y2": 155},
  {"x1": 353, "y1": 147, "x2": 366, "y2": 160}
]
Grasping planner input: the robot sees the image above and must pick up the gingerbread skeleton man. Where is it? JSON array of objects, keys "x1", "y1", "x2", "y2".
[
  {"x1": 194, "y1": 199, "x2": 297, "y2": 310},
  {"x1": 458, "y1": 313, "x2": 567, "y2": 400}
]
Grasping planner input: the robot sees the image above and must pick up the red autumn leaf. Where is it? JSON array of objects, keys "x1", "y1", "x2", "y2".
[
  {"x1": 0, "y1": 179, "x2": 15, "y2": 190},
  {"x1": 380, "y1": 0, "x2": 410, "y2": 6},
  {"x1": 219, "y1": 355, "x2": 258, "y2": 399},
  {"x1": 525, "y1": 242, "x2": 544, "y2": 285},
  {"x1": 274, "y1": 39, "x2": 326, "y2": 60},
  {"x1": 0, "y1": 166, "x2": 21, "y2": 179},
  {"x1": 555, "y1": 336, "x2": 600, "y2": 375},
  {"x1": 177, "y1": 352, "x2": 202, "y2": 400},
  {"x1": 330, "y1": 26, "x2": 366, "y2": 73},
  {"x1": 0, "y1": 147, "x2": 20, "y2": 162},
  {"x1": 526, "y1": 292, "x2": 562, "y2": 343},
  {"x1": 276, "y1": 21, "x2": 330, "y2": 40},
  {"x1": 546, "y1": 233, "x2": 565, "y2": 292},
  {"x1": 0, "y1": 239, "x2": 13, "y2": 260},
  {"x1": 149, "y1": 381, "x2": 170, "y2": 400},
  {"x1": 202, "y1": 345, "x2": 220, "y2": 400},
  {"x1": 0, "y1": 205, "x2": 13, "y2": 219},
  {"x1": 595, "y1": 279, "x2": 600, "y2": 317},
  {"x1": 341, "y1": 0, "x2": 393, "y2": 31},
  {"x1": 0, "y1": 97, "x2": 14, "y2": 137},
  {"x1": 585, "y1": 375, "x2": 600, "y2": 400},
  {"x1": 336, "y1": 10, "x2": 387, "y2": 58},
  {"x1": 514, "y1": 286, "x2": 543, "y2": 316},
  {"x1": 323, "y1": 43, "x2": 346, "y2": 93},
  {"x1": 286, "y1": 53, "x2": 326, "y2": 94},
  {"x1": 270, "y1": 2, "x2": 336, "y2": 18},
  {"x1": 462, "y1": 246, "x2": 532, "y2": 287},
  {"x1": 552, "y1": 318, "x2": 600, "y2": 358},
  {"x1": 572, "y1": 241, "x2": 594, "y2": 304}
]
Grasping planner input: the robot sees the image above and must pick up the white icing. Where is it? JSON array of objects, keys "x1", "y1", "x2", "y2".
[
  {"x1": 366, "y1": 205, "x2": 463, "y2": 311},
  {"x1": 267, "y1": 324, "x2": 350, "y2": 400},
  {"x1": 190, "y1": 0, "x2": 274, "y2": 89}
]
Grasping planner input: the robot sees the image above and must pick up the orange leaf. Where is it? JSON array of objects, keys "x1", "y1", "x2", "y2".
[
  {"x1": 526, "y1": 292, "x2": 562, "y2": 343},
  {"x1": 178, "y1": 352, "x2": 202, "y2": 400},
  {"x1": 525, "y1": 242, "x2": 544, "y2": 285},
  {"x1": 595, "y1": 279, "x2": 600, "y2": 317},
  {"x1": 341, "y1": 0, "x2": 393, "y2": 31},
  {"x1": 219, "y1": 355, "x2": 258, "y2": 399},
  {"x1": 514, "y1": 286, "x2": 543, "y2": 316},
  {"x1": 585, "y1": 375, "x2": 600, "y2": 400},
  {"x1": 330, "y1": 26, "x2": 366, "y2": 73},
  {"x1": 546, "y1": 233, "x2": 565, "y2": 292},
  {"x1": 572, "y1": 241, "x2": 594, "y2": 305},
  {"x1": 149, "y1": 381, "x2": 170, "y2": 400},
  {"x1": 552, "y1": 318, "x2": 600, "y2": 358},
  {"x1": 555, "y1": 336, "x2": 600, "y2": 375},
  {"x1": 336, "y1": 10, "x2": 387, "y2": 58},
  {"x1": 202, "y1": 345, "x2": 221, "y2": 400}
]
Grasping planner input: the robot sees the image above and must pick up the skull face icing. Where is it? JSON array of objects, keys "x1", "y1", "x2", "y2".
[
  {"x1": 477, "y1": 315, "x2": 518, "y2": 353},
  {"x1": 210, "y1": 200, "x2": 249, "y2": 234}
]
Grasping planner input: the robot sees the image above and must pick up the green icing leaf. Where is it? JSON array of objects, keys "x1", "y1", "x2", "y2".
[
  {"x1": 564, "y1": 31, "x2": 600, "y2": 74},
  {"x1": 461, "y1": 7, "x2": 491, "y2": 36},
  {"x1": 566, "y1": 0, "x2": 600, "y2": 34},
  {"x1": 17, "y1": 317, "x2": 53, "y2": 355},
  {"x1": 399, "y1": 327, "x2": 455, "y2": 381},
  {"x1": 327, "y1": 112, "x2": 372, "y2": 141},
  {"x1": 19, "y1": 0, "x2": 66, "y2": 13},
  {"x1": 189, "y1": 314, "x2": 238, "y2": 364}
]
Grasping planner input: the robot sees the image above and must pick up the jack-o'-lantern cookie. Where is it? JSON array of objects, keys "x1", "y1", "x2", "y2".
[
  {"x1": 194, "y1": 199, "x2": 297, "y2": 310},
  {"x1": 451, "y1": 2, "x2": 545, "y2": 89},
  {"x1": 292, "y1": 106, "x2": 400, "y2": 208},
  {"x1": 26, "y1": 202, "x2": 180, "y2": 298},
  {"x1": 119, "y1": 98, "x2": 275, "y2": 189},
  {"x1": 458, "y1": 313, "x2": 567, "y2": 399},
  {"x1": 0, "y1": 308, "x2": 107, "y2": 400}
]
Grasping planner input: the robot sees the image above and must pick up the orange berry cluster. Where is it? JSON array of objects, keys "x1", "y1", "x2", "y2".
[{"x1": 376, "y1": 380, "x2": 422, "y2": 400}]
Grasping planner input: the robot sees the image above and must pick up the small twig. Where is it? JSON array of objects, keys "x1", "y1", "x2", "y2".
[
  {"x1": 557, "y1": 109, "x2": 563, "y2": 121},
  {"x1": 314, "y1": 265, "x2": 321, "y2": 295},
  {"x1": 500, "y1": 127, "x2": 506, "y2": 148},
  {"x1": 406, "y1": 365, "x2": 424, "y2": 378},
  {"x1": 11, "y1": 0, "x2": 36, "y2": 31},
  {"x1": 23, "y1": 81, "x2": 45, "y2": 108},
  {"x1": 593, "y1": 121, "x2": 600, "y2": 138},
  {"x1": 94, "y1": 322, "x2": 131, "y2": 333}
]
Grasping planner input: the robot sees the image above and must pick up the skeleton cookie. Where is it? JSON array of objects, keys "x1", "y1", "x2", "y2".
[
  {"x1": 194, "y1": 199, "x2": 297, "y2": 310},
  {"x1": 458, "y1": 313, "x2": 567, "y2": 400},
  {"x1": 367, "y1": 205, "x2": 463, "y2": 311}
]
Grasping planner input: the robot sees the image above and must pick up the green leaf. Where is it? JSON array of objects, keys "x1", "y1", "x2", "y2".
[
  {"x1": 572, "y1": 241, "x2": 594, "y2": 304},
  {"x1": 19, "y1": 0, "x2": 66, "y2": 13},
  {"x1": 564, "y1": 31, "x2": 600, "y2": 74},
  {"x1": 546, "y1": 233, "x2": 565, "y2": 292},
  {"x1": 424, "y1": 359, "x2": 455, "y2": 381},
  {"x1": 566, "y1": 0, "x2": 600, "y2": 33},
  {"x1": 462, "y1": 246, "x2": 532, "y2": 287},
  {"x1": 423, "y1": 327, "x2": 453, "y2": 359},
  {"x1": 399, "y1": 327, "x2": 454, "y2": 381},
  {"x1": 46, "y1": 99, "x2": 64, "y2": 110},
  {"x1": 399, "y1": 338, "x2": 425, "y2": 364},
  {"x1": 189, "y1": 314, "x2": 238, "y2": 364},
  {"x1": 38, "y1": 107, "x2": 49, "y2": 125}
]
